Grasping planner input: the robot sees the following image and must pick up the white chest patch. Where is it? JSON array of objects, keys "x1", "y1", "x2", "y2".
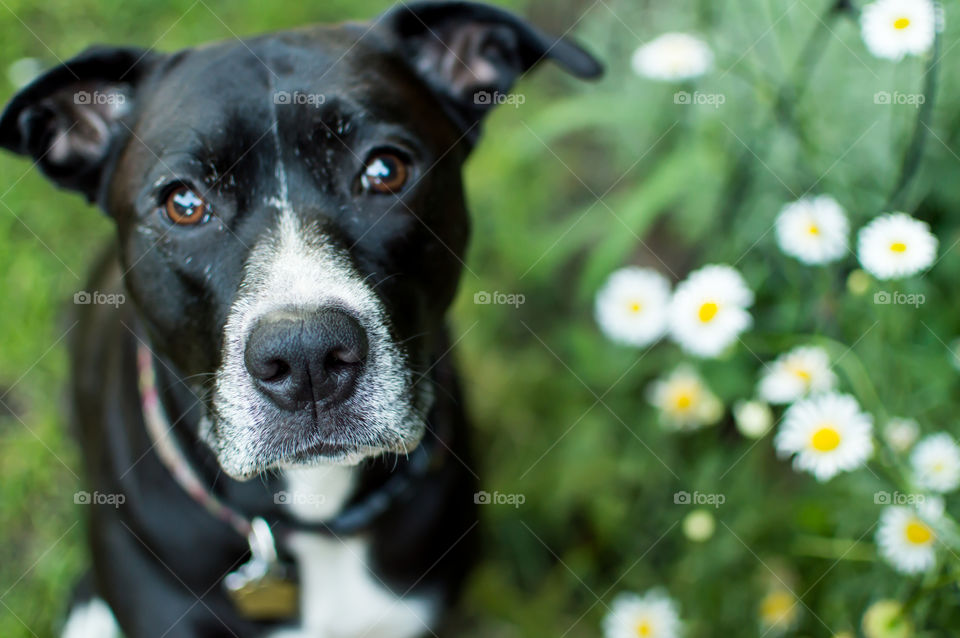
[
  {"x1": 61, "y1": 598, "x2": 121, "y2": 638},
  {"x1": 269, "y1": 467, "x2": 437, "y2": 638}
]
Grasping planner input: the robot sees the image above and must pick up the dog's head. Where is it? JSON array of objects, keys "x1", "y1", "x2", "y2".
[{"x1": 0, "y1": 1, "x2": 600, "y2": 479}]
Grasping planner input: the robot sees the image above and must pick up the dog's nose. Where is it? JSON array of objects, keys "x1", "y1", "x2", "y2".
[{"x1": 244, "y1": 309, "x2": 368, "y2": 412}]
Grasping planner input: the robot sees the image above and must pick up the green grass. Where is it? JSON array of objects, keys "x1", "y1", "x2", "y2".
[{"x1": 3, "y1": 0, "x2": 960, "y2": 637}]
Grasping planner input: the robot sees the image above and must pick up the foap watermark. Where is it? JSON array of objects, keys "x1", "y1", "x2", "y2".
[
  {"x1": 474, "y1": 290, "x2": 525, "y2": 307},
  {"x1": 74, "y1": 290, "x2": 125, "y2": 308},
  {"x1": 74, "y1": 90, "x2": 125, "y2": 106},
  {"x1": 274, "y1": 490, "x2": 327, "y2": 506},
  {"x1": 74, "y1": 490, "x2": 126, "y2": 508},
  {"x1": 875, "y1": 490, "x2": 926, "y2": 506},
  {"x1": 674, "y1": 91, "x2": 725, "y2": 109},
  {"x1": 874, "y1": 91, "x2": 925, "y2": 109},
  {"x1": 273, "y1": 91, "x2": 327, "y2": 107},
  {"x1": 474, "y1": 90, "x2": 525, "y2": 108},
  {"x1": 674, "y1": 490, "x2": 725, "y2": 508},
  {"x1": 874, "y1": 291, "x2": 925, "y2": 308},
  {"x1": 474, "y1": 490, "x2": 525, "y2": 508}
]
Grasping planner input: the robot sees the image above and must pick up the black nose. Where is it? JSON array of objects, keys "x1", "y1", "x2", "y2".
[{"x1": 244, "y1": 309, "x2": 368, "y2": 412}]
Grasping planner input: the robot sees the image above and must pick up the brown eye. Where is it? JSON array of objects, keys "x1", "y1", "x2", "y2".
[
  {"x1": 163, "y1": 185, "x2": 209, "y2": 226},
  {"x1": 360, "y1": 151, "x2": 409, "y2": 194}
]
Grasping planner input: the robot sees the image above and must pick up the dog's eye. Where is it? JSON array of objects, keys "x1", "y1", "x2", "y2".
[
  {"x1": 163, "y1": 185, "x2": 209, "y2": 226},
  {"x1": 360, "y1": 151, "x2": 410, "y2": 194}
]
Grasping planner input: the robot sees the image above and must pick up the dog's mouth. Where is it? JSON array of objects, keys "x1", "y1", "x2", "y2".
[
  {"x1": 202, "y1": 381, "x2": 431, "y2": 479},
  {"x1": 277, "y1": 432, "x2": 424, "y2": 469},
  {"x1": 204, "y1": 344, "x2": 434, "y2": 479}
]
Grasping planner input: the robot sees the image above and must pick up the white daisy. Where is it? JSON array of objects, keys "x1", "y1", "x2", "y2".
[
  {"x1": 774, "y1": 393, "x2": 874, "y2": 481},
  {"x1": 775, "y1": 195, "x2": 850, "y2": 265},
  {"x1": 631, "y1": 33, "x2": 713, "y2": 82},
  {"x1": 857, "y1": 213, "x2": 938, "y2": 280},
  {"x1": 733, "y1": 400, "x2": 774, "y2": 439},
  {"x1": 861, "y1": 0, "x2": 937, "y2": 61},
  {"x1": 603, "y1": 590, "x2": 682, "y2": 638},
  {"x1": 595, "y1": 267, "x2": 671, "y2": 347},
  {"x1": 877, "y1": 505, "x2": 938, "y2": 574},
  {"x1": 758, "y1": 346, "x2": 837, "y2": 405},
  {"x1": 910, "y1": 433, "x2": 960, "y2": 493},
  {"x1": 669, "y1": 264, "x2": 753, "y2": 358},
  {"x1": 647, "y1": 365, "x2": 723, "y2": 431},
  {"x1": 882, "y1": 418, "x2": 919, "y2": 453}
]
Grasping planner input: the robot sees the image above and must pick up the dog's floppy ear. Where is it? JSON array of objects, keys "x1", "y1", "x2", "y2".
[
  {"x1": 0, "y1": 46, "x2": 159, "y2": 202},
  {"x1": 383, "y1": 1, "x2": 602, "y2": 141}
]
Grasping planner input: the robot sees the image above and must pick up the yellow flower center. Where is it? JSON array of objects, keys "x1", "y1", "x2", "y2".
[
  {"x1": 790, "y1": 365, "x2": 812, "y2": 384},
  {"x1": 674, "y1": 393, "x2": 693, "y2": 411},
  {"x1": 890, "y1": 241, "x2": 907, "y2": 253},
  {"x1": 811, "y1": 426, "x2": 841, "y2": 452},
  {"x1": 635, "y1": 620, "x2": 653, "y2": 637},
  {"x1": 893, "y1": 17, "x2": 911, "y2": 30},
  {"x1": 628, "y1": 300, "x2": 643, "y2": 314},
  {"x1": 698, "y1": 301, "x2": 719, "y2": 323},
  {"x1": 808, "y1": 224, "x2": 821, "y2": 236},
  {"x1": 905, "y1": 519, "x2": 933, "y2": 545}
]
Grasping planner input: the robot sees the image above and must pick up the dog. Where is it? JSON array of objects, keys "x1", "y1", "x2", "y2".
[{"x1": 0, "y1": 2, "x2": 601, "y2": 636}]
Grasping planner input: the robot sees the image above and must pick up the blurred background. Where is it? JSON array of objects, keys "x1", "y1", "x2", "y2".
[{"x1": 2, "y1": 0, "x2": 960, "y2": 636}]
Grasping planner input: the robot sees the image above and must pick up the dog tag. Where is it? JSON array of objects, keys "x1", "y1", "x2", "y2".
[
  {"x1": 224, "y1": 518, "x2": 299, "y2": 620},
  {"x1": 224, "y1": 566, "x2": 298, "y2": 619}
]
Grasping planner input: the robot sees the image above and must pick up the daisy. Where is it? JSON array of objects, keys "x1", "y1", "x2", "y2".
[
  {"x1": 857, "y1": 213, "x2": 938, "y2": 280},
  {"x1": 775, "y1": 195, "x2": 850, "y2": 265},
  {"x1": 758, "y1": 346, "x2": 837, "y2": 405},
  {"x1": 882, "y1": 418, "x2": 919, "y2": 453},
  {"x1": 631, "y1": 33, "x2": 713, "y2": 81},
  {"x1": 774, "y1": 393, "x2": 874, "y2": 481},
  {"x1": 876, "y1": 505, "x2": 938, "y2": 574},
  {"x1": 861, "y1": 0, "x2": 937, "y2": 61},
  {"x1": 910, "y1": 433, "x2": 960, "y2": 493},
  {"x1": 595, "y1": 267, "x2": 671, "y2": 347},
  {"x1": 669, "y1": 264, "x2": 753, "y2": 358},
  {"x1": 759, "y1": 589, "x2": 799, "y2": 634},
  {"x1": 647, "y1": 365, "x2": 723, "y2": 431},
  {"x1": 733, "y1": 400, "x2": 773, "y2": 439},
  {"x1": 603, "y1": 590, "x2": 682, "y2": 638}
]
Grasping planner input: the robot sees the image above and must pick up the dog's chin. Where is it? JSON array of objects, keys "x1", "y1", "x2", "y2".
[{"x1": 200, "y1": 412, "x2": 427, "y2": 481}]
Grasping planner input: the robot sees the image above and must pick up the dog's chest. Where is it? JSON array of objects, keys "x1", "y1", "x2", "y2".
[{"x1": 269, "y1": 467, "x2": 436, "y2": 638}]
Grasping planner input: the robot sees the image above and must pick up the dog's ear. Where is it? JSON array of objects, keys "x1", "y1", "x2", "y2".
[
  {"x1": 0, "y1": 46, "x2": 159, "y2": 202},
  {"x1": 382, "y1": 1, "x2": 602, "y2": 141}
]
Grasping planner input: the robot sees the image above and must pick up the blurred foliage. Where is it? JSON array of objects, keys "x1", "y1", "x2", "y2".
[{"x1": 1, "y1": 0, "x2": 960, "y2": 637}]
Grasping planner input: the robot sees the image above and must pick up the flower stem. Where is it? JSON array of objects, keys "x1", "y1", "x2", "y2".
[{"x1": 886, "y1": 34, "x2": 941, "y2": 212}]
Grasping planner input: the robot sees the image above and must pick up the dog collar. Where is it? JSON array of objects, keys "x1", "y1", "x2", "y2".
[{"x1": 135, "y1": 343, "x2": 438, "y2": 618}]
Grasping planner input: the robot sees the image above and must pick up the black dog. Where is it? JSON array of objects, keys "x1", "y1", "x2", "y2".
[{"x1": 0, "y1": 2, "x2": 600, "y2": 636}]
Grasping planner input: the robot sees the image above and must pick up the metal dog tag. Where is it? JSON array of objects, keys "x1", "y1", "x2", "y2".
[{"x1": 224, "y1": 518, "x2": 299, "y2": 620}]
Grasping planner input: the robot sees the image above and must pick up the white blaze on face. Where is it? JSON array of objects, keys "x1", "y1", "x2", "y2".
[{"x1": 207, "y1": 209, "x2": 429, "y2": 479}]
